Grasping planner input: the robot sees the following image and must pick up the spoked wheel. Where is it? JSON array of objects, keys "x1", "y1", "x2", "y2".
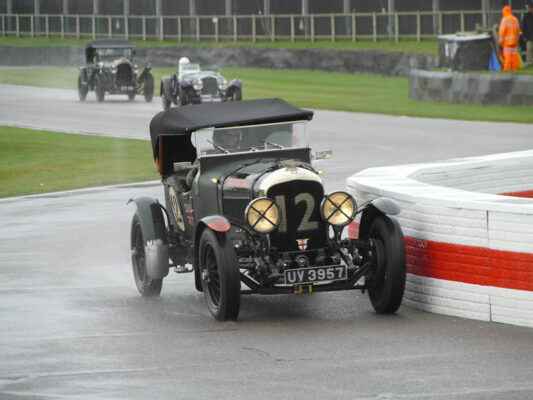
[
  {"x1": 131, "y1": 211, "x2": 163, "y2": 297},
  {"x1": 144, "y1": 73, "x2": 154, "y2": 103},
  {"x1": 94, "y1": 75, "x2": 105, "y2": 102},
  {"x1": 161, "y1": 93, "x2": 171, "y2": 110},
  {"x1": 366, "y1": 214, "x2": 406, "y2": 314},
  {"x1": 199, "y1": 229, "x2": 240, "y2": 321},
  {"x1": 77, "y1": 74, "x2": 88, "y2": 101}
]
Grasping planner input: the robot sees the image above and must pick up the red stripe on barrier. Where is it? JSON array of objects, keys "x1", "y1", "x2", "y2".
[
  {"x1": 500, "y1": 190, "x2": 533, "y2": 198},
  {"x1": 347, "y1": 221, "x2": 533, "y2": 291}
]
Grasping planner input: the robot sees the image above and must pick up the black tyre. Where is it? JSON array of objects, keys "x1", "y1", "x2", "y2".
[
  {"x1": 366, "y1": 214, "x2": 406, "y2": 314},
  {"x1": 94, "y1": 74, "x2": 105, "y2": 103},
  {"x1": 144, "y1": 73, "x2": 154, "y2": 103},
  {"x1": 77, "y1": 74, "x2": 88, "y2": 101},
  {"x1": 199, "y1": 229, "x2": 240, "y2": 321},
  {"x1": 127, "y1": 91, "x2": 136, "y2": 101},
  {"x1": 179, "y1": 88, "x2": 188, "y2": 106},
  {"x1": 130, "y1": 211, "x2": 163, "y2": 297},
  {"x1": 232, "y1": 87, "x2": 242, "y2": 101}
]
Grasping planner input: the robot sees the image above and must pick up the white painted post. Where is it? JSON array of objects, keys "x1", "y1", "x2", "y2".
[
  {"x1": 271, "y1": 15, "x2": 275, "y2": 42},
  {"x1": 108, "y1": 15, "x2": 111, "y2": 38},
  {"x1": 6, "y1": 0, "x2": 12, "y2": 34},
  {"x1": 61, "y1": 15, "x2": 65, "y2": 38},
  {"x1": 290, "y1": 14, "x2": 294, "y2": 42},
  {"x1": 1, "y1": 15, "x2": 5, "y2": 37},
  {"x1": 177, "y1": 15, "x2": 181, "y2": 41},
  {"x1": 460, "y1": 10, "x2": 465, "y2": 32},
  {"x1": 331, "y1": 14, "x2": 335, "y2": 42},
  {"x1": 124, "y1": 0, "x2": 129, "y2": 39},
  {"x1": 92, "y1": 15, "x2": 96, "y2": 39},
  {"x1": 63, "y1": 0, "x2": 69, "y2": 33},
  {"x1": 394, "y1": 12, "x2": 399, "y2": 42},
  {"x1": 372, "y1": 12, "x2": 377, "y2": 42},
  {"x1": 352, "y1": 13, "x2": 356, "y2": 42},
  {"x1": 196, "y1": 16, "x2": 199, "y2": 41},
  {"x1": 388, "y1": 0, "x2": 394, "y2": 38},
  {"x1": 433, "y1": 0, "x2": 439, "y2": 35},
  {"x1": 76, "y1": 15, "x2": 80, "y2": 39},
  {"x1": 30, "y1": 15, "x2": 34, "y2": 38},
  {"x1": 215, "y1": 17, "x2": 219, "y2": 42},
  {"x1": 310, "y1": 14, "x2": 314, "y2": 42},
  {"x1": 159, "y1": 16, "x2": 163, "y2": 41},
  {"x1": 233, "y1": 15, "x2": 237, "y2": 41},
  {"x1": 416, "y1": 11, "x2": 421, "y2": 42},
  {"x1": 142, "y1": 15, "x2": 146, "y2": 41},
  {"x1": 16, "y1": 14, "x2": 19, "y2": 38},
  {"x1": 34, "y1": 0, "x2": 40, "y2": 34},
  {"x1": 252, "y1": 14, "x2": 256, "y2": 42}
]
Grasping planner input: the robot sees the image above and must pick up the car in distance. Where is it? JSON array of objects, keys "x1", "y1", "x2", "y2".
[
  {"x1": 128, "y1": 98, "x2": 406, "y2": 321},
  {"x1": 160, "y1": 57, "x2": 242, "y2": 110},
  {"x1": 78, "y1": 39, "x2": 154, "y2": 103}
]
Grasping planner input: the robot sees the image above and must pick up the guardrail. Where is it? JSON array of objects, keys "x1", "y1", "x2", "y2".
[
  {"x1": 0, "y1": 10, "x2": 522, "y2": 43},
  {"x1": 347, "y1": 150, "x2": 533, "y2": 328}
]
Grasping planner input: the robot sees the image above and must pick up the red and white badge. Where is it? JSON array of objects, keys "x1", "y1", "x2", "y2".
[{"x1": 296, "y1": 238, "x2": 309, "y2": 250}]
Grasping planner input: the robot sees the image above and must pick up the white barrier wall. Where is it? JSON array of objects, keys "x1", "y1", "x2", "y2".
[{"x1": 346, "y1": 150, "x2": 533, "y2": 328}]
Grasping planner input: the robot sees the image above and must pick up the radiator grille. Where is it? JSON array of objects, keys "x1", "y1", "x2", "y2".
[
  {"x1": 116, "y1": 64, "x2": 133, "y2": 85},
  {"x1": 222, "y1": 194, "x2": 252, "y2": 225},
  {"x1": 201, "y1": 76, "x2": 218, "y2": 95}
]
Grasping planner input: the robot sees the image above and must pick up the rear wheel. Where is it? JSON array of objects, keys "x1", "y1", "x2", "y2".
[
  {"x1": 232, "y1": 87, "x2": 242, "y2": 101},
  {"x1": 199, "y1": 229, "x2": 240, "y2": 321},
  {"x1": 131, "y1": 211, "x2": 163, "y2": 297},
  {"x1": 366, "y1": 214, "x2": 406, "y2": 314},
  {"x1": 144, "y1": 73, "x2": 154, "y2": 103},
  {"x1": 94, "y1": 75, "x2": 105, "y2": 103},
  {"x1": 77, "y1": 74, "x2": 88, "y2": 101}
]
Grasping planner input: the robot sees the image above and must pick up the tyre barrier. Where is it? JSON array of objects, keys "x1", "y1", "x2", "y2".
[{"x1": 346, "y1": 150, "x2": 533, "y2": 328}]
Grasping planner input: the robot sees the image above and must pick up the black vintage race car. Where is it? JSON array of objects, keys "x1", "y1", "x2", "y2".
[
  {"x1": 129, "y1": 98, "x2": 406, "y2": 321},
  {"x1": 160, "y1": 57, "x2": 242, "y2": 110},
  {"x1": 78, "y1": 39, "x2": 154, "y2": 103}
]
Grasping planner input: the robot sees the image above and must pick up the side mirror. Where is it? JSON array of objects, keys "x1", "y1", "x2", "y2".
[
  {"x1": 174, "y1": 162, "x2": 193, "y2": 172},
  {"x1": 313, "y1": 150, "x2": 333, "y2": 160}
]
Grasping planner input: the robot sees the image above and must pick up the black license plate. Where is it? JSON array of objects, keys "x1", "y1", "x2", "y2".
[{"x1": 284, "y1": 265, "x2": 347, "y2": 285}]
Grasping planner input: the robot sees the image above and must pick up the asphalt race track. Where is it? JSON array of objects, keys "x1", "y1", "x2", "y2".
[{"x1": 1, "y1": 84, "x2": 533, "y2": 400}]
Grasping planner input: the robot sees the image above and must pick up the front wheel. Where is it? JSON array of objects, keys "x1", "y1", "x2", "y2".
[
  {"x1": 232, "y1": 87, "x2": 242, "y2": 101},
  {"x1": 78, "y1": 74, "x2": 88, "y2": 101},
  {"x1": 94, "y1": 74, "x2": 105, "y2": 102},
  {"x1": 366, "y1": 214, "x2": 406, "y2": 314},
  {"x1": 131, "y1": 211, "x2": 163, "y2": 297},
  {"x1": 144, "y1": 73, "x2": 154, "y2": 103},
  {"x1": 199, "y1": 229, "x2": 240, "y2": 321}
]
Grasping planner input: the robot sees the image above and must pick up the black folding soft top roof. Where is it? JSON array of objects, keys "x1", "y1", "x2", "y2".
[
  {"x1": 149, "y1": 98, "x2": 313, "y2": 159},
  {"x1": 85, "y1": 39, "x2": 135, "y2": 49}
]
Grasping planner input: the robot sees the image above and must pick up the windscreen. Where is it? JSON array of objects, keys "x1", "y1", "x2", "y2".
[
  {"x1": 195, "y1": 121, "x2": 308, "y2": 158},
  {"x1": 96, "y1": 48, "x2": 132, "y2": 61}
]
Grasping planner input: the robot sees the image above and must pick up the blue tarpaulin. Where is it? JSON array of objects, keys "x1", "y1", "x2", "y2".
[{"x1": 489, "y1": 50, "x2": 502, "y2": 71}]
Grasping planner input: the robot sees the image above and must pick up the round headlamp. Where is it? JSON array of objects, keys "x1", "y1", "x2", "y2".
[
  {"x1": 193, "y1": 79, "x2": 203, "y2": 91},
  {"x1": 219, "y1": 78, "x2": 228, "y2": 90},
  {"x1": 321, "y1": 191, "x2": 356, "y2": 227},
  {"x1": 245, "y1": 198, "x2": 280, "y2": 234}
]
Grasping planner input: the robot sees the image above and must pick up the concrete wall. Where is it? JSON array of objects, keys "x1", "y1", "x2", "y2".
[
  {"x1": 0, "y1": 45, "x2": 438, "y2": 78},
  {"x1": 409, "y1": 69, "x2": 533, "y2": 107},
  {"x1": 347, "y1": 150, "x2": 533, "y2": 328}
]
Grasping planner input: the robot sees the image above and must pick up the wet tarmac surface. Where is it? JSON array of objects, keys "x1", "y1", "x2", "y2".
[{"x1": 1, "y1": 84, "x2": 533, "y2": 399}]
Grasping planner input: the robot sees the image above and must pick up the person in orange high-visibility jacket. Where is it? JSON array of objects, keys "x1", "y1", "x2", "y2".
[{"x1": 499, "y1": 5, "x2": 521, "y2": 71}]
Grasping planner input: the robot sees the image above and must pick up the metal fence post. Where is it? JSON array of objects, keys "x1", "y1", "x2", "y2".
[
  {"x1": 271, "y1": 15, "x2": 275, "y2": 42},
  {"x1": 215, "y1": 17, "x2": 219, "y2": 42},
  {"x1": 92, "y1": 15, "x2": 96, "y2": 39},
  {"x1": 352, "y1": 13, "x2": 356, "y2": 42},
  {"x1": 142, "y1": 15, "x2": 146, "y2": 40},
  {"x1": 107, "y1": 15, "x2": 111, "y2": 38},
  {"x1": 196, "y1": 16, "x2": 199, "y2": 41},
  {"x1": 124, "y1": 16, "x2": 128, "y2": 39},
  {"x1": 290, "y1": 14, "x2": 294, "y2": 42},
  {"x1": 416, "y1": 11, "x2": 421, "y2": 42},
  {"x1": 482, "y1": 10, "x2": 487, "y2": 27},
  {"x1": 234, "y1": 15, "x2": 237, "y2": 41},
  {"x1": 62, "y1": 14, "x2": 66, "y2": 38},
  {"x1": 460, "y1": 10, "x2": 465, "y2": 32},
  {"x1": 439, "y1": 12, "x2": 443, "y2": 35},
  {"x1": 372, "y1": 12, "x2": 377, "y2": 42},
  {"x1": 31, "y1": 15, "x2": 34, "y2": 38},
  {"x1": 252, "y1": 14, "x2": 256, "y2": 43},
  {"x1": 310, "y1": 14, "x2": 314, "y2": 42},
  {"x1": 177, "y1": 15, "x2": 181, "y2": 42},
  {"x1": 394, "y1": 12, "x2": 399, "y2": 42},
  {"x1": 159, "y1": 16, "x2": 163, "y2": 40},
  {"x1": 46, "y1": 14, "x2": 49, "y2": 37},
  {"x1": 16, "y1": 14, "x2": 19, "y2": 38},
  {"x1": 76, "y1": 15, "x2": 80, "y2": 39},
  {"x1": 331, "y1": 14, "x2": 335, "y2": 42}
]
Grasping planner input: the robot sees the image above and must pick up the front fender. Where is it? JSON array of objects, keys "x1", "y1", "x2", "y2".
[
  {"x1": 128, "y1": 195, "x2": 169, "y2": 279},
  {"x1": 358, "y1": 197, "x2": 401, "y2": 239},
  {"x1": 79, "y1": 67, "x2": 88, "y2": 85},
  {"x1": 138, "y1": 63, "x2": 152, "y2": 82},
  {"x1": 228, "y1": 78, "x2": 243, "y2": 89},
  {"x1": 160, "y1": 76, "x2": 173, "y2": 100}
]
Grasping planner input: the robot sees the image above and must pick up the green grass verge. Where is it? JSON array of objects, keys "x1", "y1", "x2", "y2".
[
  {"x1": 0, "y1": 67, "x2": 532, "y2": 123},
  {"x1": 0, "y1": 36, "x2": 439, "y2": 54},
  {"x1": 0, "y1": 126, "x2": 158, "y2": 198}
]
